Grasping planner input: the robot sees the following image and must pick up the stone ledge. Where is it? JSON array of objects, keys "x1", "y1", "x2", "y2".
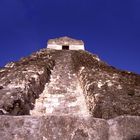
[
  {"x1": 0, "y1": 115, "x2": 140, "y2": 140},
  {"x1": 0, "y1": 115, "x2": 107, "y2": 140}
]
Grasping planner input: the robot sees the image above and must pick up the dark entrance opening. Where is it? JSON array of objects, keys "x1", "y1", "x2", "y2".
[{"x1": 62, "y1": 45, "x2": 69, "y2": 50}]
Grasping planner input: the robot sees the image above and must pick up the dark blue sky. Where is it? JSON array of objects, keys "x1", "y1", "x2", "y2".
[{"x1": 0, "y1": 0, "x2": 140, "y2": 74}]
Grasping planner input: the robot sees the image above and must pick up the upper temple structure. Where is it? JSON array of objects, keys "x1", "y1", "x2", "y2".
[{"x1": 47, "y1": 36, "x2": 85, "y2": 50}]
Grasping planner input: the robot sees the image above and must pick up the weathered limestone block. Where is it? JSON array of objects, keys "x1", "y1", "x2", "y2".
[
  {"x1": 0, "y1": 115, "x2": 108, "y2": 140},
  {"x1": 108, "y1": 116, "x2": 140, "y2": 140}
]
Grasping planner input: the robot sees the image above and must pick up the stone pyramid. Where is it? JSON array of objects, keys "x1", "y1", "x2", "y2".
[{"x1": 0, "y1": 37, "x2": 140, "y2": 140}]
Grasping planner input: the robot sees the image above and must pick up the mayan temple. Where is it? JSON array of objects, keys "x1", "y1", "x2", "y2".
[{"x1": 0, "y1": 37, "x2": 140, "y2": 140}]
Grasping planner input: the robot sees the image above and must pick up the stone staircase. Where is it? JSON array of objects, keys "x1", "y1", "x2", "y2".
[{"x1": 30, "y1": 51, "x2": 89, "y2": 116}]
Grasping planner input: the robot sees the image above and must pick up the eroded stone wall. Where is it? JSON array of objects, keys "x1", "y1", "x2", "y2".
[
  {"x1": 0, "y1": 115, "x2": 140, "y2": 140},
  {"x1": 0, "y1": 49, "x2": 56, "y2": 115},
  {"x1": 71, "y1": 50, "x2": 140, "y2": 119}
]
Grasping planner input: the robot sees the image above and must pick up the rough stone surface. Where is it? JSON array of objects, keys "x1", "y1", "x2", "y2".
[
  {"x1": 71, "y1": 51, "x2": 140, "y2": 119},
  {"x1": 108, "y1": 116, "x2": 140, "y2": 140},
  {"x1": 0, "y1": 115, "x2": 140, "y2": 140},
  {"x1": 31, "y1": 51, "x2": 89, "y2": 116},
  {"x1": 0, "y1": 48, "x2": 140, "y2": 139},
  {"x1": 0, "y1": 115, "x2": 108, "y2": 140},
  {"x1": 0, "y1": 49, "x2": 140, "y2": 118},
  {"x1": 0, "y1": 49, "x2": 55, "y2": 115}
]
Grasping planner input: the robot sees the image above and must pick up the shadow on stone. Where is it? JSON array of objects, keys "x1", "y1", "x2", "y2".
[
  {"x1": 129, "y1": 135, "x2": 140, "y2": 140},
  {"x1": 72, "y1": 129, "x2": 89, "y2": 140}
]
